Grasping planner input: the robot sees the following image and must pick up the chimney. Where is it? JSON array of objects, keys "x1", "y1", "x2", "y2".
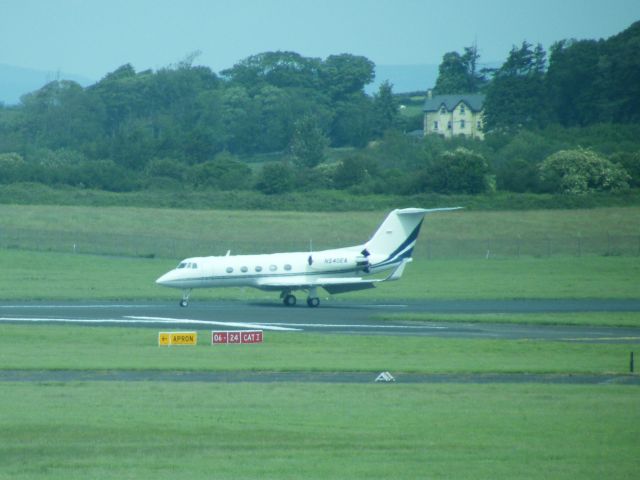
[{"x1": 427, "y1": 89, "x2": 433, "y2": 100}]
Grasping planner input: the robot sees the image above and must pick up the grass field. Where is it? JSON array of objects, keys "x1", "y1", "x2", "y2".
[
  {"x1": 1, "y1": 382, "x2": 638, "y2": 479},
  {"x1": 1, "y1": 204, "x2": 639, "y2": 478},
  {"x1": 0, "y1": 324, "x2": 636, "y2": 374},
  {"x1": 1, "y1": 204, "x2": 639, "y2": 258},
  {"x1": 1, "y1": 248, "x2": 638, "y2": 302},
  {"x1": 1, "y1": 321, "x2": 638, "y2": 479}
]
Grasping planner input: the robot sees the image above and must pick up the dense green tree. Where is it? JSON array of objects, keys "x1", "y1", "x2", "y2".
[
  {"x1": 221, "y1": 51, "x2": 321, "y2": 92},
  {"x1": 420, "y1": 147, "x2": 490, "y2": 194},
  {"x1": 546, "y1": 21, "x2": 640, "y2": 125},
  {"x1": 372, "y1": 81, "x2": 398, "y2": 135},
  {"x1": 497, "y1": 158, "x2": 541, "y2": 192},
  {"x1": 610, "y1": 151, "x2": 640, "y2": 188},
  {"x1": 255, "y1": 162, "x2": 296, "y2": 194},
  {"x1": 545, "y1": 39, "x2": 601, "y2": 126},
  {"x1": 333, "y1": 154, "x2": 378, "y2": 189},
  {"x1": 433, "y1": 52, "x2": 470, "y2": 94},
  {"x1": 320, "y1": 54, "x2": 375, "y2": 100},
  {"x1": 145, "y1": 157, "x2": 185, "y2": 182},
  {"x1": 433, "y1": 45, "x2": 486, "y2": 94},
  {"x1": 289, "y1": 116, "x2": 329, "y2": 169},
  {"x1": 21, "y1": 80, "x2": 104, "y2": 149},
  {"x1": 76, "y1": 159, "x2": 139, "y2": 191},
  {"x1": 539, "y1": 148, "x2": 630, "y2": 193},
  {"x1": 188, "y1": 151, "x2": 252, "y2": 190},
  {"x1": 0, "y1": 152, "x2": 28, "y2": 183},
  {"x1": 330, "y1": 94, "x2": 374, "y2": 148},
  {"x1": 483, "y1": 42, "x2": 549, "y2": 131}
]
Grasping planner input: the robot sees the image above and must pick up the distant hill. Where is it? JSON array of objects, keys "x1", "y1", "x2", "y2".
[
  {"x1": 367, "y1": 64, "x2": 438, "y2": 94},
  {"x1": 0, "y1": 64, "x2": 94, "y2": 105}
]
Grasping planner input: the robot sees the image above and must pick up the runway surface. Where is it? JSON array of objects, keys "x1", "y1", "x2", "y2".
[{"x1": 1, "y1": 299, "x2": 640, "y2": 343}]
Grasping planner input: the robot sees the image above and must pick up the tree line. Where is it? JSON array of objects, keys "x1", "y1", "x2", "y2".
[
  {"x1": 0, "y1": 22, "x2": 638, "y2": 197},
  {"x1": 433, "y1": 21, "x2": 640, "y2": 130}
]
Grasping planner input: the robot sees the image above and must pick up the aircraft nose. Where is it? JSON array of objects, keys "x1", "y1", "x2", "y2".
[{"x1": 156, "y1": 272, "x2": 171, "y2": 286}]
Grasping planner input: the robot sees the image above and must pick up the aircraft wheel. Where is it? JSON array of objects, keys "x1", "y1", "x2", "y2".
[
  {"x1": 283, "y1": 294, "x2": 297, "y2": 306},
  {"x1": 307, "y1": 297, "x2": 320, "y2": 308},
  {"x1": 179, "y1": 299, "x2": 188, "y2": 307}
]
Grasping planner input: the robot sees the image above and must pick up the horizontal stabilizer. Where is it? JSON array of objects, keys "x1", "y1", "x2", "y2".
[{"x1": 386, "y1": 258, "x2": 411, "y2": 281}]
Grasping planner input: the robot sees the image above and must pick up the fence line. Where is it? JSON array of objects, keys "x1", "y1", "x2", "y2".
[{"x1": 0, "y1": 227, "x2": 639, "y2": 259}]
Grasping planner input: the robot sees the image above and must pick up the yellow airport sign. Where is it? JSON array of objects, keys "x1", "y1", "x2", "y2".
[{"x1": 158, "y1": 331, "x2": 198, "y2": 346}]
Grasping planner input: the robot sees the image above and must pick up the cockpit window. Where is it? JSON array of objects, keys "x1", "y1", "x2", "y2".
[{"x1": 177, "y1": 262, "x2": 187, "y2": 269}]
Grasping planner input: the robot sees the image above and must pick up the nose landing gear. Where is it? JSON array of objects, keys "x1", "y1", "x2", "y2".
[{"x1": 179, "y1": 289, "x2": 191, "y2": 307}]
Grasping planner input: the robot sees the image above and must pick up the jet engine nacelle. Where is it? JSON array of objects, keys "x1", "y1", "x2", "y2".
[{"x1": 307, "y1": 253, "x2": 370, "y2": 271}]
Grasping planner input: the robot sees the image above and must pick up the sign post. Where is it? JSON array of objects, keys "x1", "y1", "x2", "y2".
[
  {"x1": 212, "y1": 330, "x2": 263, "y2": 345},
  {"x1": 158, "y1": 331, "x2": 198, "y2": 346}
]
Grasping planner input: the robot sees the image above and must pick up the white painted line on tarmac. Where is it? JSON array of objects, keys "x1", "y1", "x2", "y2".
[
  {"x1": 257, "y1": 322, "x2": 447, "y2": 330},
  {"x1": 366, "y1": 304, "x2": 408, "y2": 308},
  {"x1": 0, "y1": 316, "x2": 300, "y2": 331},
  {"x1": 0, "y1": 316, "x2": 443, "y2": 332},
  {"x1": 126, "y1": 316, "x2": 300, "y2": 331},
  {"x1": 0, "y1": 304, "x2": 156, "y2": 309}
]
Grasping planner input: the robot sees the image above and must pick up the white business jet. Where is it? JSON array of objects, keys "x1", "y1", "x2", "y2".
[{"x1": 156, "y1": 207, "x2": 460, "y2": 307}]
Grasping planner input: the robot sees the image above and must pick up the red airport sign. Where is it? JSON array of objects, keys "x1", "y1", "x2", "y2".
[{"x1": 212, "y1": 330, "x2": 263, "y2": 345}]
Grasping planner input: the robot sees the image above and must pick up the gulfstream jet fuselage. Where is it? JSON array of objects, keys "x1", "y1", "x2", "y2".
[{"x1": 155, "y1": 207, "x2": 460, "y2": 307}]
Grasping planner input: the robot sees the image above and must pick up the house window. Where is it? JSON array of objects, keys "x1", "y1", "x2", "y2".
[
  {"x1": 433, "y1": 121, "x2": 438, "y2": 130},
  {"x1": 477, "y1": 120, "x2": 482, "y2": 129},
  {"x1": 460, "y1": 104, "x2": 466, "y2": 115},
  {"x1": 440, "y1": 106, "x2": 446, "y2": 114},
  {"x1": 460, "y1": 119, "x2": 466, "y2": 129},
  {"x1": 447, "y1": 121, "x2": 452, "y2": 130}
]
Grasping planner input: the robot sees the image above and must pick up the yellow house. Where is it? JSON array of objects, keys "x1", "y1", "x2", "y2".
[{"x1": 423, "y1": 91, "x2": 485, "y2": 139}]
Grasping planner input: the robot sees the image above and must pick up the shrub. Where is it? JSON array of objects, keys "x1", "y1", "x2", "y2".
[{"x1": 539, "y1": 148, "x2": 630, "y2": 194}]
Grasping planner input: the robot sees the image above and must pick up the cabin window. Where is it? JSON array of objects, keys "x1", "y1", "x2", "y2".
[
  {"x1": 284, "y1": 264, "x2": 292, "y2": 271},
  {"x1": 255, "y1": 266, "x2": 263, "y2": 272},
  {"x1": 269, "y1": 265, "x2": 277, "y2": 272},
  {"x1": 226, "y1": 267, "x2": 234, "y2": 274},
  {"x1": 241, "y1": 266, "x2": 248, "y2": 273},
  {"x1": 191, "y1": 263, "x2": 198, "y2": 269}
]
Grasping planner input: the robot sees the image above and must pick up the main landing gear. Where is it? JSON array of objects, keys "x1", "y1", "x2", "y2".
[
  {"x1": 179, "y1": 289, "x2": 191, "y2": 307},
  {"x1": 283, "y1": 293, "x2": 297, "y2": 306},
  {"x1": 281, "y1": 290, "x2": 320, "y2": 308}
]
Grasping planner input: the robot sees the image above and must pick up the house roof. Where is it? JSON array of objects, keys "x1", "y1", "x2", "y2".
[{"x1": 423, "y1": 93, "x2": 485, "y2": 112}]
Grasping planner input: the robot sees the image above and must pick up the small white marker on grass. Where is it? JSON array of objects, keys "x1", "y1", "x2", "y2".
[{"x1": 375, "y1": 371, "x2": 395, "y2": 382}]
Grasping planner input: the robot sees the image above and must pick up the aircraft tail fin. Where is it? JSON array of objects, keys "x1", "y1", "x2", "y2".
[{"x1": 364, "y1": 207, "x2": 461, "y2": 263}]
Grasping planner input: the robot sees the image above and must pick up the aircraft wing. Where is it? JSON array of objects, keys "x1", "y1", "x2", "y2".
[{"x1": 255, "y1": 259, "x2": 410, "y2": 294}]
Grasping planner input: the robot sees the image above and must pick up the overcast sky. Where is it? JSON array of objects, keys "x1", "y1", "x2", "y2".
[{"x1": 1, "y1": 0, "x2": 639, "y2": 80}]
